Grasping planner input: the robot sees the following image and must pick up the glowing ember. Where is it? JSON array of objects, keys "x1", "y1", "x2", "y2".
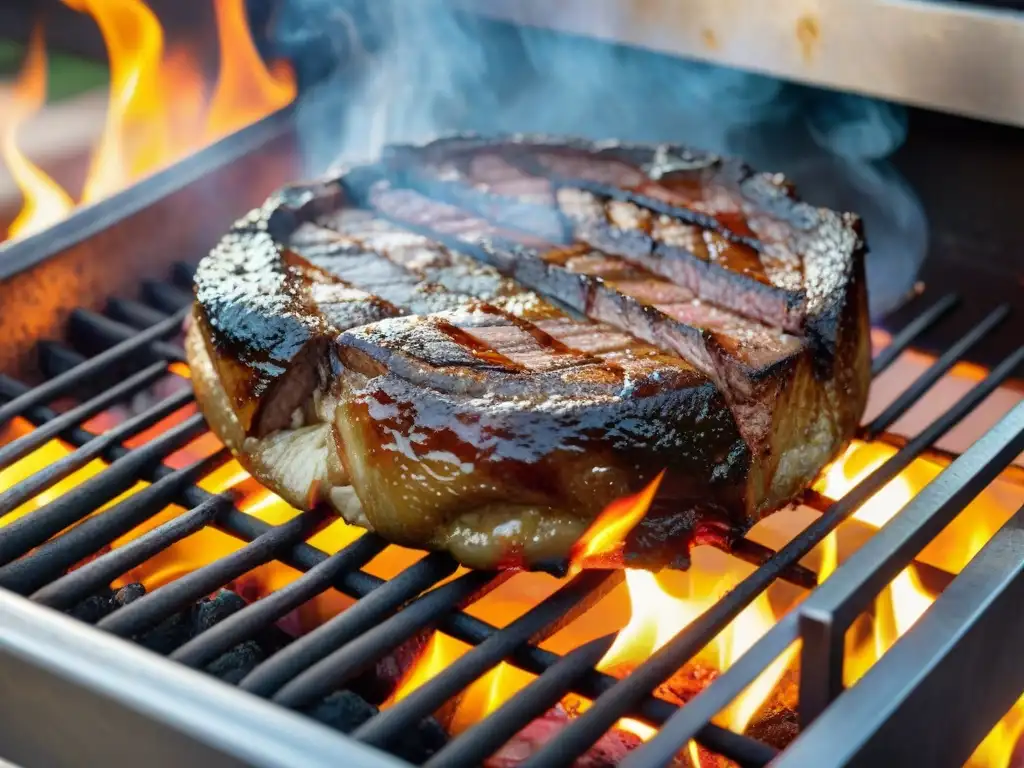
[
  {"x1": 568, "y1": 471, "x2": 665, "y2": 575},
  {"x1": 2, "y1": 27, "x2": 74, "y2": 240},
  {"x1": 2, "y1": 0, "x2": 296, "y2": 241}
]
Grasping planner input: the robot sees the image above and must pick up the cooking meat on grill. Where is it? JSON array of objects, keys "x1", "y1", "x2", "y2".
[{"x1": 187, "y1": 136, "x2": 870, "y2": 571}]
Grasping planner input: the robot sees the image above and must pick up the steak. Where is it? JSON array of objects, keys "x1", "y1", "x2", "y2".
[{"x1": 188, "y1": 137, "x2": 870, "y2": 571}]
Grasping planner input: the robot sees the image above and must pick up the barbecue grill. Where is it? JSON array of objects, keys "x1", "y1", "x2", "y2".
[
  {"x1": 2, "y1": 2, "x2": 1024, "y2": 765},
  {"x1": 0, "y1": 96, "x2": 1021, "y2": 767}
]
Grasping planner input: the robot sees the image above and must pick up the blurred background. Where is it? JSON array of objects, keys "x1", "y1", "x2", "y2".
[{"x1": 0, "y1": 0, "x2": 1021, "y2": 359}]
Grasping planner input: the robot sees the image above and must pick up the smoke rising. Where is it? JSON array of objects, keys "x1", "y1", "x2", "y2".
[{"x1": 270, "y1": 0, "x2": 925, "y2": 317}]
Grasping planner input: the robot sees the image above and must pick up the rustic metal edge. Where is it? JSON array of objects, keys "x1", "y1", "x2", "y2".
[{"x1": 0, "y1": 106, "x2": 295, "y2": 282}]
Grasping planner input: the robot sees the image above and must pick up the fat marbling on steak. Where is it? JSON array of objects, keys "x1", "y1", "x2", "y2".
[{"x1": 186, "y1": 136, "x2": 870, "y2": 571}]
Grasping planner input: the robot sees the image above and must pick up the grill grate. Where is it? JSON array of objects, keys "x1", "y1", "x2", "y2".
[{"x1": 0, "y1": 262, "x2": 1020, "y2": 768}]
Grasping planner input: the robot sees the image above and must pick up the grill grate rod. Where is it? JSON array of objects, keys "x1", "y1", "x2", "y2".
[
  {"x1": 30, "y1": 493, "x2": 236, "y2": 611},
  {"x1": 515, "y1": 329, "x2": 1024, "y2": 767},
  {"x1": 350, "y1": 571, "x2": 623, "y2": 746},
  {"x1": 235, "y1": 551, "x2": 462, "y2": 698},
  {"x1": 0, "y1": 308, "x2": 187, "y2": 429},
  {"x1": 0, "y1": 413, "x2": 207, "y2": 567},
  {"x1": 70, "y1": 309, "x2": 186, "y2": 364},
  {"x1": 0, "y1": 449, "x2": 232, "y2": 596},
  {"x1": 422, "y1": 634, "x2": 617, "y2": 768},
  {"x1": 170, "y1": 535, "x2": 392, "y2": 670},
  {"x1": 96, "y1": 506, "x2": 335, "y2": 638},
  {"x1": 863, "y1": 304, "x2": 1010, "y2": 439},
  {"x1": 0, "y1": 381, "x2": 194, "y2": 517},
  {"x1": 870, "y1": 293, "x2": 958, "y2": 376},
  {"x1": 0, "y1": 361, "x2": 168, "y2": 470}
]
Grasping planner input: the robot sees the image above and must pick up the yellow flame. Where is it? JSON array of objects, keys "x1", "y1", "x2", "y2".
[
  {"x1": 3, "y1": 26, "x2": 74, "y2": 240},
  {"x1": 569, "y1": 471, "x2": 664, "y2": 574},
  {"x1": 61, "y1": 0, "x2": 170, "y2": 202},
  {"x1": 205, "y1": 0, "x2": 297, "y2": 141}
]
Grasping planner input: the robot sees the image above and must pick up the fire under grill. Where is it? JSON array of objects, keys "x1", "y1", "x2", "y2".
[{"x1": 1, "y1": 163, "x2": 1023, "y2": 768}]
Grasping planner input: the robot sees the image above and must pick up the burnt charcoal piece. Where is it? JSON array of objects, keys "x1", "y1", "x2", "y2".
[
  {"x1": 67, "y1": 582, "x2": 146, "y2": 624},
  {"x1": 137, "y1": 607, "x2": 194, "y2": 655},
  {"x1": 305, "y1": 691, "x2": 448, "y2": 763},
  {"x1": 304, "y1": 691, "x2": 377, "y2": 734},
  {"x1": 205, "y1": 640, "x2": 265, "y2": 685},
  {"x1": 193, "y1": 589, "x2": 248, "y2": 632}
]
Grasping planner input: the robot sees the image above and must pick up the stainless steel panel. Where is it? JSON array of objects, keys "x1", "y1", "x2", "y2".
[{"x1": 457, "y1": 0, "x2": 1024, "y2": 128}]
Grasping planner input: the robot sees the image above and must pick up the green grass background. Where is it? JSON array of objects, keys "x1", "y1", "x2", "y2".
[{"x1": 0, "y1": 39, "x2": 109, "y2": 102}]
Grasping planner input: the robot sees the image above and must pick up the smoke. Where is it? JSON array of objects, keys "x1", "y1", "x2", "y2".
[{"x1": 269, "y1": 0, "x2": 925, "y2": 317}]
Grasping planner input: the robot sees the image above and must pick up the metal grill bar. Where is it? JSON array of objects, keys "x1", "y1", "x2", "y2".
[
  {"x1": 30, "y1": 494, "x2": 235, "y2": 611},
  {"x1": 96, "y1": 507, "x2": 334, "y2": 638},
  {"x1": 236, "y1": 552, "x2": 461, "y2": 697},
  {"x1": 870, "y1": 294, "x2": 958, "y2": 377},
  {"x1": 350, "y1": 571, "x2": 621, "y2": 747},
  {"x1": 0, "y1": 384, "x2": 194, "y2": 516},
  {"x1": 107, "y1": 297, "x2": 169, "y2": 329},
  {"x1": 516, "y1": 334, "x2": 1024, "y2": 767},
  {"x1": 0, "y1": 308, "x2": 187, "y2": 428},
  {"x1": 70, "y1": 310, "x2": 185, "y2": 364},
  {"x1": 141, "y1": 280, "x2": 194, "y2": 314},
  {"x1": 264, "y1": 569, "x2": 511, "y2": 705},
  {"x1": 0, "y1": 414, "x2": 207, "y2": 567},
  {"x1": 0, "y1": 449, "x2": 232, "y2": 596},
  {"x1": 863, "y1": 304, "x2": 1010, "y2": 439},
  {"x1": 170, "y1": 535, "x2": 390, "y2": 670},
  {"x1": 424, "y1": 634, "x2": 617, "y2": 768},
  {"x1": 0, "y1": 361, "x2": 167, "y2": 469}
]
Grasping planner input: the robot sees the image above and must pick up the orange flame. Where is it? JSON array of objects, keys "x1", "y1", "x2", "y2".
[
  {"x1": 568, "y1": 471, "x2": 665, "y2": 575},
  {"x1": 205, "y1": 0, "x2": 297, "y2": 141},
  {"x1": 2, "y1": 27, "x2": 74, "y2": 240},
  {"x1": 3, "y1": 1, "x2": 296, "y2": 239},
  {"x1": 60, "y1": 0, "x2": 170, "y2": 203}
]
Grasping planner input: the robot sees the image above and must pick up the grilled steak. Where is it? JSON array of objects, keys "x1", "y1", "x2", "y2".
[{"x1": 188, "y1": 137, "x2": 870, "y2": 571}]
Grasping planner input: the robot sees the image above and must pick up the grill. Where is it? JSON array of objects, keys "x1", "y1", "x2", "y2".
[{"x1": 0, "y1": 120, "x2": 1023, "y2": 768}]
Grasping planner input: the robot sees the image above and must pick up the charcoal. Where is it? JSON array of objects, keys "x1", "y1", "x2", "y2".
[
  {"x1": 67, "y1": 582, "x2": 146, "y2": 624},
  {"x1": 205, "y1": 640, "x2": 265, "y2": 685},
  {"x1": 137, "y1": 608, "x2": 194, "y2": 655},
  {"x1": 304, "y1": 691, "x2": 377, "y2": 734},
  {"x1": 193, "y1": 589, "x2": 248, "y2": 633},
  {"x1": 305, "y1": 692, "x2": 448, "y2": 762},
  {"x1": 116, "y1": 583, "x2": 146, "y2": 604}
]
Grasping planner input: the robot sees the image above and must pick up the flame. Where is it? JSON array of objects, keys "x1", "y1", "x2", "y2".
[
  {"x1": 598, "y1": 568, "x2": 796, "y2": 736},
  {"x1": 2, "y1": 27, "x2": 74, "y2": 240},
  {"x1": 205, "y1": 0, "x2": 297, "y2": 141},
  {"x1": 569, "y1": 471, "x2": 665, "y2": 574},
  {"x1": 61, "y1": 0, "x2": 169, "y2": 203},
  {"x1": 3, "y1": 2, "x2": 296, "y2": 239}
]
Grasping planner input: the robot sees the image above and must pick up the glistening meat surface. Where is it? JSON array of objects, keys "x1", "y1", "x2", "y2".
[{"x1": 188, "y1": 137, "x2": 871, "y2": 571}]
